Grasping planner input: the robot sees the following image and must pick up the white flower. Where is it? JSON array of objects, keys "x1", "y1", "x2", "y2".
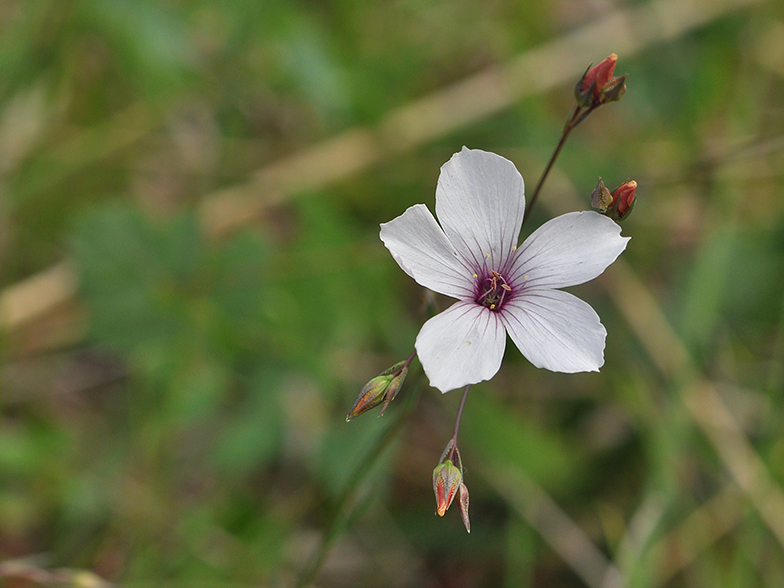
[{"x1": 380, "y1": 147, "x2": 630, "y2": 393}]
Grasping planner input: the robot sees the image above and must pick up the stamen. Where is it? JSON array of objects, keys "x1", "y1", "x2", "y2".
[{"x1": 475, "y1": 270, "x2": 513, "y2": 312}]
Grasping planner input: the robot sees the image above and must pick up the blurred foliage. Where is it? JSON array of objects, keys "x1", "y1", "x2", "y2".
[{"x1": 2, "y1": 0, "x2": 784, "y2": 587}]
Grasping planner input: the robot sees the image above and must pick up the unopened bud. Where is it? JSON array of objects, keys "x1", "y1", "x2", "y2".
[
  {"x1": 576, "y1": 54, "x2": 617, "y2": 106},
  {"x1": 592, "y1": 178, "x2": 637, "y2": 222},
  {"x1": 432, "y1": 440, "x2": 470, "y2": 531},
  {"x1": 433, "y1": 459, "x2": 462, "y2": 517},
  {"x1": 575, "y1": 54, "x2": 627, "y2": 108},
  {"x1": 609, "y1": 180, "x2": 637, "y2": 221},
  {"x1": 347, "y1": 361, "x2": 407, "y2": 421}
]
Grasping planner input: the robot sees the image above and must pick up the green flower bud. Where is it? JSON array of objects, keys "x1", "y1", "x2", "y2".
[{"x1": 346, "y1": 361, "x2": 407, "y2": 421}]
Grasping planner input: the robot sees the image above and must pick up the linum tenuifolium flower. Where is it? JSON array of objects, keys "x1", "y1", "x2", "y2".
[{"x1": 380, "y1": 147, "x2": 630, "y2": 393}]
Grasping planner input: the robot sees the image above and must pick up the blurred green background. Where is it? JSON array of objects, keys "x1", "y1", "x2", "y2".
[{"x1": 1, "y1": 0, "x2": 784, "y2": 586}]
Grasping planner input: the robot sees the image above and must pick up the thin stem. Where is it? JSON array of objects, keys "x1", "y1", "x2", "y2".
[
  {"x1": 522, "y1": 103, "x2": 598, "y2": 227},
  {"x1": 448, "y1": 384, "x2": 471, "y2": 459},
  {"x1": 523, "y1": 128, "x2": 573, "y2": 226}
]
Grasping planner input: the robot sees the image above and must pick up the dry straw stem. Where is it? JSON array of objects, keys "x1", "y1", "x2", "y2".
[
  {"x1": 485, "y1": 467, "x2": 623, "y2": 588},
  {"x1": 604, "y1": 260, "x2": 784, "y2": 550},
  {"x1": 0, "y1": 0, "x2": 764, "y2": 339},
  {"x1": 602, "y1": 485, "x2": 744, "y2": 588},
  {"x1": 0, "y1": 261, "x2": 77, "y2": 330},
  {"x1": 486, "y1": 472, "x2": 743, "y2": 588},
  {"x1": 646, "y1": 484, "x2": 744, "y2": 585},
  {"x1": 0, "y1": 559, "x2": 116, "y2": 587},
  {"x1": 485, "y1": 428, "x2": 746, "y2": 588}
]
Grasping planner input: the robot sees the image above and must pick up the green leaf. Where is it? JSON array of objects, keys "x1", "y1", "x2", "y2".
[
  {"x1": 70, "y1": 203, "x2": 199, "y2": 356},
  {"x1": 210, "y1": 369, "x2": 284, "y2": 477}
]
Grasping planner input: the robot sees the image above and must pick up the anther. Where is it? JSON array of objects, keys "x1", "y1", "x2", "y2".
[{"x1": 476, "y1": 270, "x2": 512, "y2": 312}]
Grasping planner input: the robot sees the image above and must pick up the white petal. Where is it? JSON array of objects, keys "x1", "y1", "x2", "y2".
[
  {"x1": 508, "y1": 211, "x2": 629, "y2": 289},
  {"x1": 416, "y1": 301, "x2": 506, "y2": 393},
  {"x1": 435, "y1": 147, "x2": 525, "y2": 272},
  {"x1": 501, "y1": 289, "x2": 606, "y2": 373},
  {"x1": 380, "y1": 204, "x2": 474, "y2": 299}
]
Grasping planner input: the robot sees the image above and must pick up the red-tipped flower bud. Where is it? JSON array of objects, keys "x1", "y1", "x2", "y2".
[
  {"x1": 433, "y1": 459, "x2": 462, "y2": 517},
  {"x1": 432, "y1": 440, "x2": 470, "y2": 532},
  {"x1": 575, "y1": 54, "x2": 627, "y2": 108},
  {"x1": 591, "y1": 178, "x2": 637, "y2": 222},
  {"x1": 581, "y1": 54, "x2": 616, "y2": 100},
  {"x1": 347, "y1": 361, "x2": 407, "y2": 421},
  {"x1": 610, "y1": 180, "x2": 637, "y2": 221}
]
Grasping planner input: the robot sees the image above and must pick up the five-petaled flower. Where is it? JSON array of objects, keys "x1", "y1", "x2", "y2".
[{"x1": 380, "y1": 147, "x2": 630, "y2": 393}]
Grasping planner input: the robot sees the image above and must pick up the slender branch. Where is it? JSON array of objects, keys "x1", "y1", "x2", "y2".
[
  {"x1": 451, "y1": 384, "x2": 470, "y2": 444},
  {"x1": 442, "y1": 384, "x2": 471, "y2": 463},
  {"x1": 523, "y1": 104, "x2": 598, "y2": 226},
  {"x1": 524, "y1": 127, "x2": 573, "y2": 224}
]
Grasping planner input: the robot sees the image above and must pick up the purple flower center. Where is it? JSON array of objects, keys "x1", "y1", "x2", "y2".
[{"x1": 475, "y1": 270, "x2": 512, "y2": 312}]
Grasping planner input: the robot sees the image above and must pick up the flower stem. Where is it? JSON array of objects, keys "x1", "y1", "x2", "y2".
[
  {"x1": 448, "y1": 384, "x2": 471, "y2": 459},
  {"x1": 522, "y1": 103, "x2": 598, "y2": 227}
]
